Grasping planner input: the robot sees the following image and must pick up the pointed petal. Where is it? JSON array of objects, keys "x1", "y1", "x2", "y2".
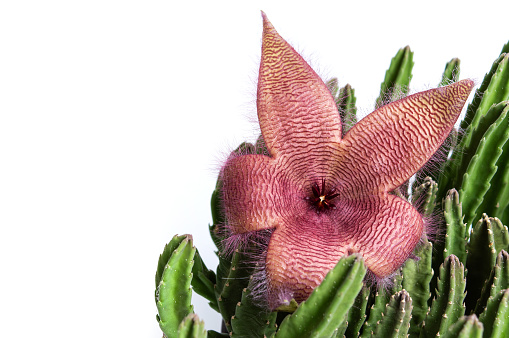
[
  {"x1": 222, "y1": 155, "x2": 296, "y2": 233},
  {"x1": 354, "y1": 195, "x2": 423, "y2": 277},
  {"x1": 339, "y1": 79, "x2": 474, "y2": 194},
  {"x1": 257, "y1": 13, "x2": 342, "y2": 159}
]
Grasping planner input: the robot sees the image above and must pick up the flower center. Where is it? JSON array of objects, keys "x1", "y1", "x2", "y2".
[{"x1": 306, "y1": 178, "x2": 339, "y2": 213}]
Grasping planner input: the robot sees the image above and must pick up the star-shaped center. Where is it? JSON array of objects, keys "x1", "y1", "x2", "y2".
[{"x1": 307, "y1": 179, "x2": 339, "y2": 213}]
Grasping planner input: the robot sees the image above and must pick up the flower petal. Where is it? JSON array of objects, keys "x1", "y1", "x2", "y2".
[
  {"x1": 222, "y1": 154, "x2": 295, "y2": 233},
  {"x1": 338, "y1": 79, "x2": 474, "y2": 195},
  {"x1": 353, "y1": 194, "x2": 423, "y2": 277},
  {"x1": 264, "y1": 194, "x2": 422, "y2": 305},
  {"x1": 257, "y1": 12, "x2": 342, "y2": 160}
]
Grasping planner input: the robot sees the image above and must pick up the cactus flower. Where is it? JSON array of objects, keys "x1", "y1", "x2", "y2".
[{"x1": 221, "y1": 13, "x2": 474, "y2": 308}]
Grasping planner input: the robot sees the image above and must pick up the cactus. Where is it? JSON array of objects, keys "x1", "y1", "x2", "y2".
[{"x1": 156, "y1": 12, "x2": 509, "y2": 338}]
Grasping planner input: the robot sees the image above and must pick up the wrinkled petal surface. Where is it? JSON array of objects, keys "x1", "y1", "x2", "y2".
[
  {"x1": 339, "y1": 80, "x2": 474, "y2": 196},
  {"x1": 221, "y1": 13, "x2": 475, "y2": 307},
  {"x1": 265, "y1": 194, "x2": 422, "y2": 303},
  {"x1": 258, "y1": 12, "x2": 342, "y2": 164}
]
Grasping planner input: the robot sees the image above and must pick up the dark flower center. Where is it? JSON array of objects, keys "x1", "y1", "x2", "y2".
[{"x1": 305, "y1": 178, "x2": 339, "y2": 213}]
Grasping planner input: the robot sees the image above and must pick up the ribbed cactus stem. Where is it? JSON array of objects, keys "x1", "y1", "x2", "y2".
[
  {"x1": 459, "y1": 103, "x2": 509, "y2": 228},
  {"x1": 345, "y1": 286, "x2": 370, "y2": 337},
  {"x1": 461, "y1": 53, "x2": 509, "y2": 132},
  {"x1": 475, "y1": 250, "x2": 509, "y2": 315},
  {"x1": 376, "y1": 46, "x2": 414, "y2": 108},
  {"x1": 361, "y1": 274, "x2": 403, "y2": 337},
  {"x1": 465, "y1": 215, "x2": 499, "y2": 312},
  {"x1": 401, "y1": 240, "x2": 433, "y2": 336},
  {"x1": 373, "y1": 289, "x2": 413, "y2": 338},
  {"x1": 442, "y1": 315, "x2": 483, "y2": 338},
  {"x1": 177, "y1": 314, "x2": 207, "y2": 338},
  {"x1": 479, "y1": 289, "x2": 509, "y2": 337},
  {"x1": 231, "y1": 279, "x2": 277, "y2": 337},
  {"x1": 441, "y1": 101, "x2": 508, "y2": 201},
  {"x1": 337, "y1": 83, "x2": 357, "y2": 134},
  {"x1": 215, "y1": 249, "x2": 252, "y2": 332},
  {"x1": 411, "y1": 177, "x2": 438, "y2": 217},
  {"x1": 155, "y1": 235, "x2": 196, "y2": 337},
  {"x1": 443, "y1": 189, "x2": 467, "y2": 263},
  {"x1": 439, "y1": 58, "x2": 461, "y2": 86},
  {"x1": 421, "y1": 255, "x2": 466, "y2": 337}
]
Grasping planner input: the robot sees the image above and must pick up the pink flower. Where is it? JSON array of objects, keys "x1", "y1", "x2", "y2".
[{"x1": 221, "y1": 13, "x2": 473, "y2": 308}]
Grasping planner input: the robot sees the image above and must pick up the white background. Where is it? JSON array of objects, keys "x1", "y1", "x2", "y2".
[{"x1": 1, "y1": 1, "x2": 508, "y2": 337}]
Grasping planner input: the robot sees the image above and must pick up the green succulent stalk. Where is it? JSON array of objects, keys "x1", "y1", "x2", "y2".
[{"x1": 156, "y1": 13, "x2": 509, "y2": 338}]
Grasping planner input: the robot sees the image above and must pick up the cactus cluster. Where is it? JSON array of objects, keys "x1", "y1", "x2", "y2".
[{"x1": 155, "y1": 25, "x2": 509, "y2": 338}]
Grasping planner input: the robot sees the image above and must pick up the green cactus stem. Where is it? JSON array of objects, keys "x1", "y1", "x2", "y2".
[
  {"x1": 177, "y1": 314, "x2": 207, "y2": 338},
  {"x1": 345, "y1": 286, "x2": 370, "y2": 337},
  {"x1": 461, "y1": 53, "x2": 509, "y2": 132},
  {"x1": 421, "y1": 255, "x2": 466, "y2": 338},
  {"x1": 442, "y1": 315, "x2": 483, "y2": 338},
  {"x1": 465, "y1": 215, "x2": 500, "y2": 312},
  {"x1": 156, "y1": 234, "x2": 188, "y2": 287},
  {"x1": 373, "y1": 290, "x2": 413, "y2": 338},
  {"x1": 475, "y1": 250, "x2": 509, "y2": 315},
  {"x1": 437, "y1": 51, "x2": 509, "y2": 205},
  {"x1": 479, "y1": 289, "x2": 509, "y2": 338},
  {"x1": 441, "y1": 101, "x2": 508, "y2": 203},
  {"x1": 361, "y1": 274, "x2": 403, "y2": 338},
  {"x1": 275, "y1": 255, "x2": 366, "y2": 338},
  {"x1": 459, "y1": 103, "x2": 509, "y2": 228},
  {"x1": 231, "y1": 280, "x2": 278, "y2": 337},
  {"x1": 337, "y1": 84, "x2": 358, "y2": 134},
  {"x1": 215, "y1": 248, "x2": 253, "y2": 332},
  {"x1": 439, "y1": 58, "x2": 461, "y2": 86},
  {"x1": 155, "y1": 235, "x2": 195, "y2": 337},
  {"x1": 376, "y1": 46, "x2": 414, "y2": 107},
  {"x1": 401, "y1": 240, "x2": 433, "y2": 336},
  {"x1": 326, "y1": 79, "x2": 358, "y2": 135},
  {"x1": 443, "y1": 189, "x2": 467, "y2": 264},
  {"x1": 190, "y1": 247, "x2": 218, "y2": 312},
  {"x1": 411, "y1": 177, "x2": 438, "y2": 217}
]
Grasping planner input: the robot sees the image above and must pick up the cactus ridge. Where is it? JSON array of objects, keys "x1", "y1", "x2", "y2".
[
  {"x1": 461, "y1": 52, "x2": 509, "y2": 132},
  {"x1": 337, "y1": 83, "x2": 358, "y2": 134},
  {"x1": 376, "y1": 46, "x2": 414, "y2": 108},
  {"x1": 231, "y1": 281, "x2": 277, "y2": 337},
  {"x1": 439, "y1": 58, "x2": 461, "y2": 86},
  {"x1": 459, "y1": 102, "x2": 509, "y2": 228},
  {"x1": 373, "y1": 289, "x2": 413, "y2": 338},
  {"x1": 442, "y1": 189, "x2": 467, "y2": 264},
  {"x1": 361, "y1": 273, "x2": 403, "y2": 338},
  {"x1": 401, "y1": 240, "x2": 433, "y2": 336},
  {"x1": 215, "y1": 249, "x2": 253, "y2": 332},
  {"x1": 177, "y1": 314, "x2": 207, "y2": 338},
  {"x1": 411, "y1": 177, "x2": 438, "y2": 218},
  {"x1": 421, "y1": 255, "x2": 466, "y2": 337},
  {"x1": 345, "y1": 286, "x2": 370, "y2": 337},
  {"x1": 479, "y1": 288, "x2": 509, "y2": 337},
  {"x1": 465, "y1": 215, "x2": 499, "y2": 312},
  {"x1": 440, "y1": 101, "x2": 507, "y2": 200},
  {"x1": 156, "y1": 235, "x2": 196, "y2": 337},
  {"x1": 474, "y1": 250, "x2": 509, "y2": 316},
  {"x1": 442, "y1": 315, "x2": 484, "y2": 338}
]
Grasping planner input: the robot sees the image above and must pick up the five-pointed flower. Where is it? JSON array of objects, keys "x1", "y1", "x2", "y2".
[{"x1": 221, "y1": 13, "x2": 474, "y2": 308}]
